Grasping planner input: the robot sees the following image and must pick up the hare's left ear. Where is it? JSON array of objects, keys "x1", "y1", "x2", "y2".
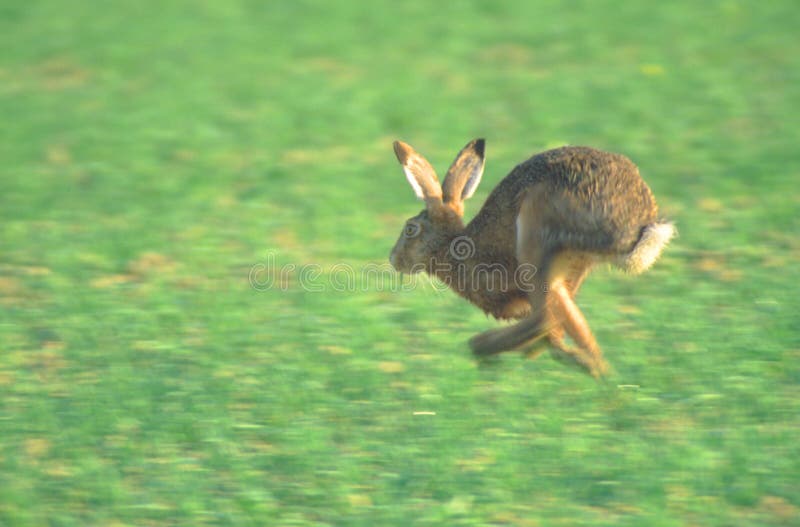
[
  {"x1": 393, "y1": 140, "x2": 443, "y2": 209},
  {"x1": 442, "y1": 139, "x2": 485, "y2": 210}
]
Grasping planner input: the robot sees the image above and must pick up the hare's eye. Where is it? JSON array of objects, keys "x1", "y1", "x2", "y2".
[{"x1": 404, "y1": 223, "x2": 421, "y2": 238}]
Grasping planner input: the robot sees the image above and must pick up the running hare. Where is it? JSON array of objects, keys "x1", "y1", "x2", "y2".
[{"x1": 389, "y1": 138, "x2": 674, "y2": 377}]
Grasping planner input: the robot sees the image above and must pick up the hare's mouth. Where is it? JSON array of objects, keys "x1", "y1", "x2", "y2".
[
  {"x1": 389, "y1": 253, "x2": 423, "y2": 275},
  {"x1": 389, "y1": 258, "x2": 409, "y2": 273}
]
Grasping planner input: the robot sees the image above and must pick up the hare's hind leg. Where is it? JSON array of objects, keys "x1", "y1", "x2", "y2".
[
  {"x1": 547, "y1": 278, "x2": 608, "y2": 378},
  {"x1": 542, "y1": 252, "x2": 607, "y2": 377},
  {"x1": 469, "y1": 313, "x2": 552, "y2": 356},
  {"x1": 537, "y1": 256, "x2": 590, "y2": 358},
  {"x1": 470, "y1": 186, "x2": 554, "y2": 356}
]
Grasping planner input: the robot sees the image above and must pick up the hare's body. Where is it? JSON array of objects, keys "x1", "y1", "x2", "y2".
[
  {"x1": 456, "y1": 147, "x2": 658, "y2": 317},
  {"x1": 389, "y1": 139, "x2": 674, "y2": 376}
]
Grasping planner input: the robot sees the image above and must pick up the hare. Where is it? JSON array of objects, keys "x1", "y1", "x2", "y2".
[{"x1": 389, "y1": 138, "x2": 675, "y2": 377}]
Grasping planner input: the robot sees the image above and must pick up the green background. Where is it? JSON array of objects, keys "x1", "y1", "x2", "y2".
[{"x1": 1, "y1": 1, "x2": 798, "y2": 525}]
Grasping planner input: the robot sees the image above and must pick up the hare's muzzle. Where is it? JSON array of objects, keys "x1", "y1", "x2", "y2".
[
  {"x1": 389, "y1": 249, "x2": 419, "y2": 274},
  {"x1": 389, "y1": 247, "x2": 404, "y2": 271}
]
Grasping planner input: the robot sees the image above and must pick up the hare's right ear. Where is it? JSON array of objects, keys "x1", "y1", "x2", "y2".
[
  {"x1": 442, "y1": 138, "x2": 485, "y2": 206},
  {"x1": 393, "y1": 141, "x2": 443, "y2": 207}
]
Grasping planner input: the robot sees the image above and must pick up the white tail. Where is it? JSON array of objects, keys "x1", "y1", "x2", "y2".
[{"x1": 617, "y1": 222, "x2": 676, "y2": 274}]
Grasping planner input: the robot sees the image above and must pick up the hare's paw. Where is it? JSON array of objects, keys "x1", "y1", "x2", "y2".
[
  {"x1": 592, "y1": 357, "x2": 611, "y2": 379},
  {"x1": 549, "y1": 347, "x2": 608, "y2": 379}
]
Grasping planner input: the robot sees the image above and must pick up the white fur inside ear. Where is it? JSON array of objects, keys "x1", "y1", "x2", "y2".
[
  {"x1": 460, "y1": 159, "x2": 485, "y2": 200},
  {"x1": 402, "y1": 164, "x2": 426, "y2": 200}
]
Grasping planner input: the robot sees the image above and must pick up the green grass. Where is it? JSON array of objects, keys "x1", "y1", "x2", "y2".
[{"x1": 1, "y1": 0, "x2": 799, "y2": 525}]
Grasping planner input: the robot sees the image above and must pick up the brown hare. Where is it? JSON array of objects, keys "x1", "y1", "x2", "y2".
[{"x1": 389, "y1": 138, "x2": 675, "y2": 377}]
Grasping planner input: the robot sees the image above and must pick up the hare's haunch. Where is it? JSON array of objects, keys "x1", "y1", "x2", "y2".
[{"x1": 389, "y1": 139, "x2": 675, "y2": 377}]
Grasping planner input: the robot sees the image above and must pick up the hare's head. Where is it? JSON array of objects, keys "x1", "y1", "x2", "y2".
[{"x1": 389, "y1": 139, "x2": 485, "y2": 273}]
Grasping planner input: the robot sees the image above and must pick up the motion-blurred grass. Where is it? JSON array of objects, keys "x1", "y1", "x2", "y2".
[{"x1": 1, "y1": 1, "x2": 798, "y2": 525}]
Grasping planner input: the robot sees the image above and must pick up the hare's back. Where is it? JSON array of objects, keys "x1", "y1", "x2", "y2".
[
  {"x1": 515, "y1": 146, "x2": 645, "y2": 190},
  {"x1": 511, "y1": 146, "x2": 658, "y2": 253}
]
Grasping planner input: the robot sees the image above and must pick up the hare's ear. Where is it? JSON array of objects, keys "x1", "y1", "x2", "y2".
[
  {"x1": 442, "y1": 138, "x2": 485, "y2": 206},
  {"x1": 393, "y1": 140, "x2": 443, "y2": 205}
]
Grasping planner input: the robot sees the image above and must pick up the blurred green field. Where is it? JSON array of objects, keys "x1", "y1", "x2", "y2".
[{"x1": 1, "y1": 1, "x2": 799, "y2": 525}]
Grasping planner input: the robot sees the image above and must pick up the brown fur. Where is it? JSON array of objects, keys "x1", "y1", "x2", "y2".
[{"x1": 389, "y1": 139, "x2": 675, "y2": 377}]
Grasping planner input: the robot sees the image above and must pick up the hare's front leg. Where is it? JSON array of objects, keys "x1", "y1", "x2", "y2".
[{"x1": 469, "y1": 241, "x2": 553, "y2": 356}]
